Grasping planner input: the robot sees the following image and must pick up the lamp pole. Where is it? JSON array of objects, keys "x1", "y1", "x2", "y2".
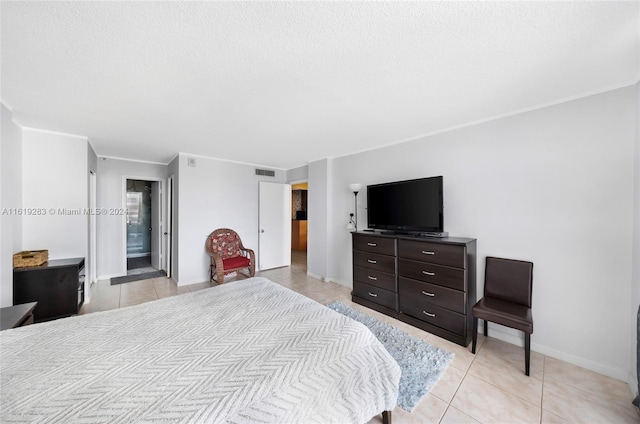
[{"x1": 353, "y1": 191, "x2": 359, "y2": 232}]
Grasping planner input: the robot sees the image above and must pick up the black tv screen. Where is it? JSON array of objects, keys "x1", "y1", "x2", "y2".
[{"x1": 367, "y1": 176, "x2": 443, "y2": 233}]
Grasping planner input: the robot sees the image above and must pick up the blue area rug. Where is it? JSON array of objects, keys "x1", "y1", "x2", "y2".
[{"x1": 327, "y1": 301, "x2": 454, "y2": 412}]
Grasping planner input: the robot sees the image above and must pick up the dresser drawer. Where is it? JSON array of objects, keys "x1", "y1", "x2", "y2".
[
  {"x1": 354, "y1": 251, "x2": 396, "y2": 273},
  {"x1": 399, "y1": 258, "x2": 466, "y2": 291},
  {"x1": 399, "y1": 277, "x2": 465, "y2": 314},
  {"x1": 354, "y1": 266, "x2": 396, "y2": 292},
  {"x1": 353, "y1": 281, "x2": 397, "y2": 310},
  {"x1": 400, "y1": 294, "x2": 466, "y2": 335},
  {"x1": 353, "y1": 234, "x2": 396, "y2": 256},
  {"x1": 399, "y1": 240, "x2": 466, "y2": 268}
]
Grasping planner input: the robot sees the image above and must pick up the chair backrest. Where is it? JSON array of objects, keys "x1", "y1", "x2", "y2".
[
  {"x1": 484, "y1": 256, "x2": 533, "y2": 308},
  {"x1": 209, "y1": 228, "x2": 242, "y2": 259}
]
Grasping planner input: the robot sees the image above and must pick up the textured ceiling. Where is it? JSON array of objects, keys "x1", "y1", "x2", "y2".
[{"x1": 2, "y1": 1, "x2": 639, "y2": 169}]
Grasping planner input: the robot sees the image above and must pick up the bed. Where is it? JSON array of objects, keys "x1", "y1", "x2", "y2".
[{"x1": 0, "y1": 277, "x2": 400, "y2": 423}]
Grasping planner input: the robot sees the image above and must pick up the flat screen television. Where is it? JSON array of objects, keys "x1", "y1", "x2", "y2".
[{"x1": 366, "y1": 176, "x2": 443, "y2": 234}]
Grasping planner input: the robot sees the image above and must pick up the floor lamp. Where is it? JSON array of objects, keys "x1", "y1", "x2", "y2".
[{"x1": 347, "y1": 183, "x2": 362, "y2": 231}]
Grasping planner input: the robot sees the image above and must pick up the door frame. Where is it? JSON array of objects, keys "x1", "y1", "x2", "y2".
[
  {"x1": 88, "y1": 171, "x2": 97, "y2": 302},
  {"x1": 121, "y1": 176, "x2": 165, "y2": 275},
  {"x1": 166, "y1": 175, "x2": 174, "y2": 278}
]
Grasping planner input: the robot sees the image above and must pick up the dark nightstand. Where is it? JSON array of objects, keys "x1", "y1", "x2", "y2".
[{"x1": 1, "y1": 302, "x2": 38, "y2": 330}]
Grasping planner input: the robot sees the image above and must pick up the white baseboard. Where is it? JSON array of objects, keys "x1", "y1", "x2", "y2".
[
  {"x1": 329, "y1": 277, "x2": 351, "y2": 288},
  {"x1": 306, "y1": 271, "x2": 325, "y2": 281},
  {"x1": 174, "y1": 277, "x2": 210, "y2": 287},
  {"x1": 485, "y1": 323, "x2": 630, "y2": 382}
]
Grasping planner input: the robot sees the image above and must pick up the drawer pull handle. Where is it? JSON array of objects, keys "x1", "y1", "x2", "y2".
[
  {"x1": 368, "y1": 276, "x2": 378, "y2": 281},
  {"x1": 368, "y1": 292, "x2": 378, "y2": 297},
  {"x1": 367, "y1": 259, "x2": 377, "y2": 264},
  {"x1": 367, "y1": 243, "x2": 377, "y2": 247},
  {"x1": 423, "y1": 311, "x2": 436, "y2": 317},
  {"x1": 422, "y1": 291, "x2": 435, "y2": 297},
  {"x1": 422, "y1": 251, "x2": 435, "y2": 255},
  {"x1": 422, "y1": 271, "x2": 435, "y2": 276}
]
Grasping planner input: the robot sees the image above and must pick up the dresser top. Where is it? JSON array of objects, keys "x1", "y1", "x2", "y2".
[{"x1": 353, "y1": 231, "x2": 476, "y2": 245}]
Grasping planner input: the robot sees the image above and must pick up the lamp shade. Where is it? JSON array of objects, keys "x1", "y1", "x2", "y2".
[{"x1": 348, "y1": 183, "x2": 362, "y2": 193}]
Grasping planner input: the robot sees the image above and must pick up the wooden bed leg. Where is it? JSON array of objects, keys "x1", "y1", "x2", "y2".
[{"x1": 382, "y1": 410, "x2": 392, "y2": 424}]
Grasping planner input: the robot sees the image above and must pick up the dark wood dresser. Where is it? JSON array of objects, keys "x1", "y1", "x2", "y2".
[
  {"x1": 0, "y1": 302, "x2": 37, "y2": 330},
  {"x1": 13, "y1": 258, "x2": 85, "y2": 323},
  {"x1": 352, "y1": 232, "x2": 476, "y2": 346}
]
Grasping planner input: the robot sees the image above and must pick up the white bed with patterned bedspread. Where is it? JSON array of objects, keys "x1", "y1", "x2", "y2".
[{"x1": 0, "y1": 277, "x2": 400, "y2": 423}]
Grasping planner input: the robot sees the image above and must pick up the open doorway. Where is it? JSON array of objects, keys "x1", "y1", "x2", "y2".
[
  {"x1": 125, "y1": 179, "x2": 162, "y2": 276},
  {"x1": 291, "y1": 182, "x2": 308, "y2": 268}
]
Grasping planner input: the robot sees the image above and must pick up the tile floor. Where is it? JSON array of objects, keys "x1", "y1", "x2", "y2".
[{"x1": 80, "y1": 252, "x2": 639, "y2": 424}]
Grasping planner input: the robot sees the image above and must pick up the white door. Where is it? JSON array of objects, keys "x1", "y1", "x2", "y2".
[
  {"x1": 259, "y1": 181, "x2": 292, "y2": 270},
  {"x1": 150, "y1": 181, "x2": 161, "y2": 269}
]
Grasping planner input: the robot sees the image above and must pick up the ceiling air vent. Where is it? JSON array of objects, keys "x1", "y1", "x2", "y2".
[{"x1": 255, "y1": 168, "x2": 276, "y2": 177}]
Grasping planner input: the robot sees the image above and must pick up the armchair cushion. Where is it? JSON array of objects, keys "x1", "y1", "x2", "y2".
[
  {"x1": 210, "y1": 232, "x2": 242, "y2": 259},
  {"x1": 222, "y1": 255, "x2": 251, "y2": 270}
]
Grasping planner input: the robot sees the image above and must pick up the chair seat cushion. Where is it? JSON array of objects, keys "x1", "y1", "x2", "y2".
[
  {"x1": 222, "y1": 255, "x2": 250, "y2": 270},
  {"x1": 472, "y1": 297, "x2": 533, "y2": 333}
]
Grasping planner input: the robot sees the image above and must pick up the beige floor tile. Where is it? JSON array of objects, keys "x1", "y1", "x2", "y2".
[
  {"x1": 440, "y1": 406, "x2": 482, "y2": 424},
  {"x1": 540, "y1": 408, "x2": 572, "y2": 424},
  {"x1": 367, "y1": 399, "x2": 447, "y2": 424},
  {"x1": 119, "y1": 279, "x2": 158, "y2": 307},
  {"x1": 430, "y1": 363, "x2": 466, "y2": 403},
  {"x1": 451, "y1": 374, "x2": 541, "y2": 423},
  {"x1": 425, "y1": 334, "x2": 478, "y2": 372},
  {"x1": 542, "y1": 374, "x2": 638, "y2": 424},
  {"x1": 187, "y1": 281, "x2": 216, "y2": 291},
  {"x1": 403, "y1": 393, "x2": 449, "y2": 424},
  {"x1": 153, "y1": 277, "x2": 190, "y2": 298},
  {"x1": 544, "y1": 356, "x2": 633, "y2": 402},
  {"x1": 467, "y1": 337, "x2": 544, "y2": 405}
]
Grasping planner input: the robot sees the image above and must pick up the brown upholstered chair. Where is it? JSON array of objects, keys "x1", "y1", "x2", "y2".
[
  {"x1": 471, "y1": 256, "x2": 534, "y2": 376},
  {"x1": 205, "y1": 228, "x2": 255, "y2": 284}
]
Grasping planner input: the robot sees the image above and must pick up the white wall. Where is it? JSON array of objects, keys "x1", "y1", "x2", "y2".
[
  {"x1": 631, "y1": 81, "x2": 640, "y2": 397},
  {"x1": 0, "y1": 104, "x2": 23, "y2": 307},
  {"x1": 287, "y1": 165, "x2": 309, "y2": 183},
  {"x1": 312, "y1": 86, "x2": 637, "y2": 381},
  {"x1": 175, "y1": 153, "x2": 285, "y2": 285},
  {"x1": 96, "y1": 157, "x2": 168, "y2": 279},
  {"x1": 21, "y1": 129, "x2": 89, "y2": 261}
]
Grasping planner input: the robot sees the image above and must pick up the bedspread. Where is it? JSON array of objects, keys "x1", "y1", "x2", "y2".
[{"x1": 0, "y1": 277, "x2": 400, "y2": 423}]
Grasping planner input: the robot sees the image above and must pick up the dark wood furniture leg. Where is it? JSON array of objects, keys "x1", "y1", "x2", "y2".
[
  {"x1": 471, "y1": 317, "x2": 478, "y2": 354},
  {"x1": 525, "y1": 332, "x2": 531, "y2": 376},
  {"x1": 382, "y1": 410, "x2": 392, "y2": 424},
  {"x1": 483, "y1": 319, "x2": 488, "y2": 336}
]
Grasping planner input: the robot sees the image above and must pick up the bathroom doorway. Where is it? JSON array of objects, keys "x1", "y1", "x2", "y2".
[{"x1": 126, "y1": 179, "x2": 158, "y2": 275}]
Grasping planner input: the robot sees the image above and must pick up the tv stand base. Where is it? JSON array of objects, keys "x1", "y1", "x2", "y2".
[{"x1": 418, "y1": 231, "x2": 449, "y2": 238}]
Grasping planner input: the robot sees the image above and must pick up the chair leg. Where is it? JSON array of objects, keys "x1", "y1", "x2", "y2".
[
  {"x1": 471, "y1": 317, "x2": 478, "y2": 354},
  {"x1": 524, "y1": 332, "x2": 531, "y2": 376},
  {"x1": 483, "y1": 319, "x2": 488, "y2": 337}
]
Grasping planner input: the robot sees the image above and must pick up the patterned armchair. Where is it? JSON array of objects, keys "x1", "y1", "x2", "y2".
[{"x1": 205, "y1": 228, "x2": 255, "y2": 283}]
